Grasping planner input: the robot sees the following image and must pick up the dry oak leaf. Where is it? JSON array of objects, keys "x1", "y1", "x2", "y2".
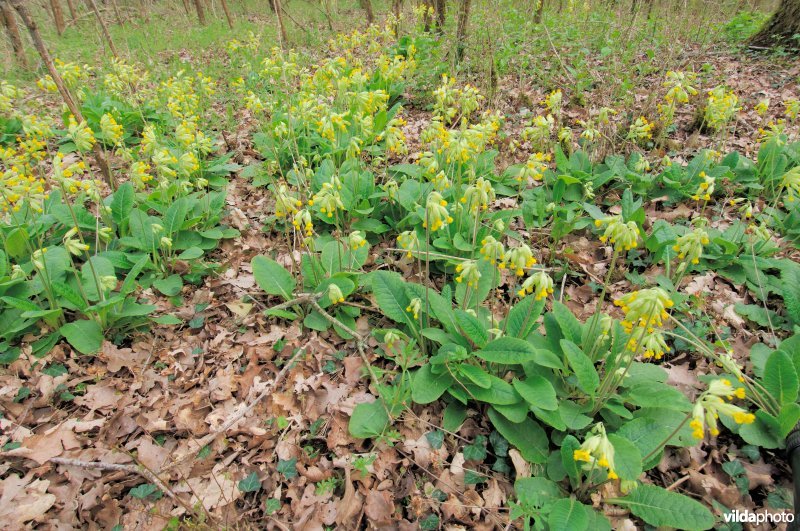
[
  {"x1": 0, "y1": 474, "x2": 57, "y2": 526},
  {"x1": 365, "y1": 489, "x2": 395, "y2": 526},
  {"x1": 6, "y1": 421, "x2": 82, "y2": 464}
]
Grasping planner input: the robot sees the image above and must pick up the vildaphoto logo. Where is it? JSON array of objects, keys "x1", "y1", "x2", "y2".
[{"x1": 723, "y1": 509, "x2": 795, "y2": 524}]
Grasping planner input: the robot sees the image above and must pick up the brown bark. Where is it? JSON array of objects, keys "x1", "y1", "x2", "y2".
[
  {"x1": 455, "y1": 0, "x2": 470, "y2": 63},
  {"x1": 181, "y1": 0, "x2": 190, "y2": 15},
  {"x1": 435, "y1": 0, "x2": 445, "y2": 30},
  {"x1": 85, "y1": 0, "x2": 119, "y2": 57},
  {"x1": 193, "y1": 0, "x2": 206, "y2": 24},
  {"x1": 50, "y1": 0, "x2": 65, "y2": 35},
  {"x1": 750, "y1": 0, "x2": 800, "y2": 49},
  {"x1": 359, "y1": 0, "x2": 374, "y2": 24},
  {"x1": 391, "y1": 0, "x2": 402, "y2": 32},
  {"x1": 9, "y1": 0, "x2": 113, "y2": 187},
  {"x1": 272, "y1": 0, "x2": 286, "y2": 46},
  {"x1": 1, "y1": 0, "x2": 26, "y2": 67},
  {"x1": 534, "y1": 0, "x2": 545, "y2": 23},
  {"x1": 220, "y1": 0, "x2": 234, "y2": 28}
]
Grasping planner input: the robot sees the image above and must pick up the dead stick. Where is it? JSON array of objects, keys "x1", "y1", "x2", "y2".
[{"x1": 50, "y1": 457, "x2": 177, "y2": 500}]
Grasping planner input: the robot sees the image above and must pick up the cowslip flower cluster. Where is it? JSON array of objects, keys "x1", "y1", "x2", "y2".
[
  {"x1": 614, "y1": 287, "x2": 673, "y2": 334},
  {"x1": 461, "y1": 177, "x2": 495, "y2": 213},
  {"x1": 781, "y1": 166, "x2": 800, "y2": 203},
  {"x1": 455, "y1": 260, "x2": 481, "y2": 288},
  {"x1": 292, "y1": 209, "x2": 313, "y2": 237},
  {"x1": 506, "y1": 244, "x2": 537, "y2": 277},
  {"x1": 785, "y1": 98, "x2": 799, "y2": 121},
  {"x1": 517, "y1": 152, "x2": 550, "y2": 182},
  {"x1": 691, "y1": 171, "x2": 715, "y2": 201},
  {"x1": 423, "y1": 192, "x2": 452, "y2": 232},
  {"x1": 348, "y1": 231, "x2": 367, "y2": 250},
  {"x1": 479, "y1": 236, "x2": 505, "y2": 266},
  {"x1": 663, "y1": 71, "x2": 698, "y2": 104},
  {"x1": 704, "y1": 86, "x2": 739, "y2": 131},
  {"x1": 518, "y1": 271, "x2": 554, "y2": 300},
  {"x1": 398, "y1": 230, "x2": 420, "y2": 258},
  {"x1": 691, "y1": 379, "x2": 753, "y2": 439},
  {"x1": 406, "y1": 297, "x2": 422, "y2": 319},
  {"x1": 573, "y1": 423, "x2": 618, "y2": 480},
  {"x1": 522, "y1": 114, "x2": 554, "y2": 149},
  {"x1": 673, "y1": 226, "x2": 710, "y2": 266},
  {"x1": 626, "y1": 116, "x2": 654, "y2": 143},
  {"x1": 328, "y1": 283, "x2": 345, "y2": 305},
  {"x1": 594, "y1": 215, "x2": 640, "y2": 252}
]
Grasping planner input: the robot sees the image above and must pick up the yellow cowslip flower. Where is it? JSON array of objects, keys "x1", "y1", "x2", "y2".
[
  {"x1": 100, "y1": 113, "x2": 124, "y2": 146},
  {"x1": 691, "y1": 379, "x2": 754, "y2": 440},
  {"x1": 479, "y1": 236, "x2": 505, "y2": 266},
  {"x1": 67, "y1": 116, "x2": 95, "y2": 152},
  {"x1": 781, "y1": 166, "x2": 800, "y2": 203},
  {"x1": 785, "y1": 98, "x2": 799, "y2": 121},
  {"x1": 313, "y1": 182, "x2": 344, "y2": 219},
  {"x1": 626, "y1": 327, "x2": 670, "y2": 360},
  {"x1": 544, "y1": 89, "x2": 563, "y2": 117},
  {"x1": 292, "y1": 209, "x2": 313, "y2": 237},
  {"x1": 274, "y1": 184, "x2": 301, "y2": 219},
  {"x1": 704, "y1": 86, "x2": 739, "y2": 131},
  {"x1": 691, "y1": 171, "x2": 715, "y2": 202},
  {"x1": 573, "y1": 423, "x2": 618, "y2": 480},
  {"x1": 461, "y1": 177, "x2": 495, "y2": 213},
  {"x1": 672, "y1": 226, "x2": 710, "y2": 266},
  {"x1": 455, "y1": 260, "x2": 481, "y2": 288},
  {"x1": 423, "y1": 192, "x2": 452, "y2": 232},
  {"x1": 398, "y1": 230, "x2": 420, "y2": 258},
  {"x1": 348, "y1": 231, "x2": 367, "y2": 250},
  {"x1": 614, "y1": 287, "x2": 673, "y2": 333},
  {"x1": 406, "y1": 297, "x2": 422, "y2": 319},
  {"x1": 755, "y1": 98, "x2": 770, "y2": 116},
  {"x1": 518, "y1": 271, "x2": 554, "y2": 300},
  {"x1": 328, "y1": 283, "x2": 345, "y2": 304},
  {"x1": 506, "y1": 244, "x2": 537, "y2": 277},
  {"x1": 626, "y1": 116, "x2": 653, "y2": 143},
  {"x1": 518, "y1": 152, "x2": 550, "y2": 182},
  {"x1": 594, "y1": 215, "x2": 640, "y2": 252},
  {"x1": 664, "y1": 71, "x2": 698, "y2": 104}
]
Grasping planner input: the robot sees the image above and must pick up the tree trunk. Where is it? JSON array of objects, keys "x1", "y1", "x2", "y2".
[
  {"x1": 272, "y1": 0, "x2": 286, "y2": 46},
  {"x1": 534, "y1": 0, "x2": 545, "y2": 23},
  {"x1": 434, "y1": 0, "x2": 445, "y2": 31},
  {"x1": 1, "y1": 0, "x2": 26, "y2": 67},
  {"x1": 391, "y1": 0, "x2": 402, "y2": 32},
  {"x1": 749, "y1": 0, "x2": 800, "y2": 49},
  {"x1": 359, "y1": 0, "x2": 373, "y2": 24},
  {"x1": 220, "y1": 0, "x2": 234, "y2": 28},
  {"x1": 193, "y1": 0, "x2": 206, "y2": 24},
  {"x1": 10, "y1": 0, "x2": 113, "y2": 187},
  {"x1": 65, "y1": 0, "x2": 77, "y2": 22},
  {"x1": 455, "y1": 0, "x2": 470, "y2": 63},
  {"x1": 50, "y1": 0, "x2": 65, "y2": 35},
  {"x1": 182, "y1": 0, "x2": 191, "y2": 15},
  {"x1": 85, "y1": 0, "x2": 119, "y2": 56}
]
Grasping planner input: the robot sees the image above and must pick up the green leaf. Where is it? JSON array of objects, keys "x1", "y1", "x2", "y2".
[
  {"x1": 349, "y1": 400, "x2": 390, "y2": 439},
  {"x1": 763, "y1": 350, "x2": 799, "y2": 406},
  {"x1": 265, "y1": 498, "x2": 281, "y2": 515},
  {"x1": 513, "y1": 376, "x2": 557, "y2": 411},
  {"x1": 552, "y1": 302, "x2": 583, "y2": 343},
  {"x1": 442, "y1": 401, "x2": 467, "y2": 432},
  {"x1": 607, "y1": 434, "x2": 643, "y2": 481},
  {"x1": 153, "y1": 314, "x2": 182, "y2": 325},
  {"x1": 560, "y1": 435, "x2": 582, "y2": 487},
  {"x1": 153, "y1": 274, "x2": 183, "y2": 296},
  {"x1": 514, "y1": 477, "x2": 561, "y2": 509},
  {"x1": 129, "y1": 483, "x2": 160, "y2": 499},
  {"x1": 779, "y1": 403, "x2": 800, "y2": 438},
  {"x1": 277, "y1": 458, "x2": 298, "y2": 479},
  {"x1": 454, "y1": 309, "x2": 488, "y2": 347},
  {"x1": 321, "y1": 240, "x2": 368, "y2": 274},
  {"x1": 488, "y1": 407, "x2": 549, "y2": 464},
  {"x1": 60, "y1": 320, "x2": 104, "y2": 354},
  {"x1": 463, "y1": 435, "x2": 487, "y2": 461},
  {"x1": 458, "y1": 364, "x2": 492, "y2": 389},
  {"x1": 476, "y1": 337, "x2": 537, "y2": 364},
  {"x1": 505, "y1": 295, "x2": 546, "y2": 339},
  {"x1": 110, "y1": 182, "x2": 134, "y2": 227},
  {"x1": 548, "y1": 498, "x2": 589, "y2": 531},
  {"x1": 609, "y1": 484, "x2": 714, "y2": 530},
  {"x1": 561, "y1": 340, "x2": 599, "y2": 395},
  {"x1": 128, "y1": 209, "x2": 155, "y2": 249},
  {"x1": 5, "y1": 227, "x2": 28, "y2": 259},
  {"x1": 238, "y1": 472, "x2": 261, "y2": 493},
  {"x1": 252, "y1": 256, "x2": 296, "y2": 301},
  {"x1": 371, "y1": 271, "x2": 417, "y2": 331},
  {"x1": 163, "y1": 197, "x2": 191, "y2": 235},
  {"x1": 781, "y1": 262, "x2": 800, "y2": 324},
  {"x1": 412, "y1": 364, "x2": 454, "y2": 404}
]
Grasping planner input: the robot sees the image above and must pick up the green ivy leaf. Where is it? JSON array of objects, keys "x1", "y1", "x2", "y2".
[
  {"x1": 238, "y1": 472, "x2": 261, "y2": 493},
  {"x1": 277, "y1": 458, "x2": 298, "y2": 480}
]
